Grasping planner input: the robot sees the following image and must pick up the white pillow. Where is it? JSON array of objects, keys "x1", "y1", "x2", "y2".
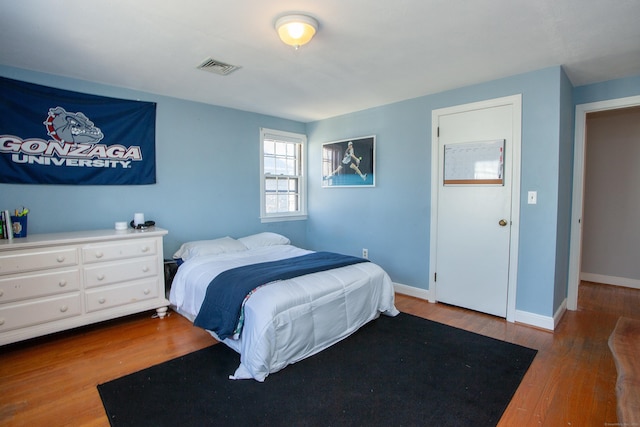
[
  {"x1": 172, "y1": 236, "x2": 248, "y2": 261},
  {"x1": 238, "y1": 232, "x2": 290, "y2": 249}
]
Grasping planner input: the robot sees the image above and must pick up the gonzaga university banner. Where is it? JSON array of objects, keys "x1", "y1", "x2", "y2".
[{"x1": 0, "y1": 77, "x2": 156, "y2": 185}]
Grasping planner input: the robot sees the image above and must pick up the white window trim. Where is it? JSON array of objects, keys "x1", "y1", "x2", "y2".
[{"x1": 260, "y1": 128, "x2": 308, "y2": 223}]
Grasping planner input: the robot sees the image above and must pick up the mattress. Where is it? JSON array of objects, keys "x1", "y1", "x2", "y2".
[{"x1": 169, "y1": 244, "x2": 399, "y2": 381}]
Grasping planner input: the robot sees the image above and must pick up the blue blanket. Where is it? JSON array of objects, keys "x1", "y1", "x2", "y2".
[{"x1": 193, "y1": 251, "x2": 369, "y2": 340}]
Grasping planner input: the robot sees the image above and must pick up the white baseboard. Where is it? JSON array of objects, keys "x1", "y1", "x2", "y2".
[
  {"x1": 393, "y1": 283, "x2": 433, "y2": 302},
  {"x1": 553, "y1": 298, "x2": 567, "y2": 329},
  {"x1": 393, "y1": 283, "x2": 559, "y2": 331},
  {"x1": 580, "y1": 273, "x2": 640, "y2": 290},
  {"x1": 514, "y1": 304, "x2": 560, "y2": 331}
]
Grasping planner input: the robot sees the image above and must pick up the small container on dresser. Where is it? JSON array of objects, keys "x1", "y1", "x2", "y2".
[{"x1": 0, "y1": 228, "x2": 169, "y2": 345}]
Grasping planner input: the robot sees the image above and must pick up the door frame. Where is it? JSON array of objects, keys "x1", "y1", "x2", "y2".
[
  {"x1": 567, "y1": 94, "x2": 640, "y2": 310},
  {"x1": 429, "y1": 94, "x2": 522, "y2": 322}
]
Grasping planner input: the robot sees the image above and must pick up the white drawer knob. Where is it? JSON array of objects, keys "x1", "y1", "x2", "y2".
[
  {"x1": 0, "y1": 289, "x2": 3, "y2": 297},
  {"x1": 141, "y1": 246, "x2": 150, "y2": 253},
  {"x1": 142, "y1": 266, "x2": 150, "y2": 273},
  {"x1": 58, "y1": 280, "x2": 67, "y2": 287},
  {"x1": 98, "y1": 297, "x2": 106, "y2": 304},
  {"x1": 143, "y1": 288, "x2": 151, "y2": 295},
  {"x1": 0, "y1": 318, "x2": 4, "y2": 326},
  {"x1": 56, "y1": 255, "x2": 66, "y2": 263},
  {"x1": 60, "y1": 305, "x2": 68, "y2": 312},
  {"x1": 95, "y1": 251, "x2": 104, "y2": 259},
  {"x1": 97, "y1": 274, "x2": 105, "y2": 281}
]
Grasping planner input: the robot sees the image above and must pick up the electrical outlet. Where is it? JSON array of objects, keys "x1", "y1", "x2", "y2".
[{"x1": 362, "y1": 248, "x2": 368, "y2": 259}]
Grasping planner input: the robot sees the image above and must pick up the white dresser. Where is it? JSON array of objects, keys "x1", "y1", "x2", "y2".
[{"x1": 0, "y1": 228, "x2": 169, "y2": 345}]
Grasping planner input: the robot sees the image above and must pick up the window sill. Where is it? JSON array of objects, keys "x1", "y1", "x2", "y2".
[{"x1": 260, "y1": 214, "x2": 308, "y2": 223}]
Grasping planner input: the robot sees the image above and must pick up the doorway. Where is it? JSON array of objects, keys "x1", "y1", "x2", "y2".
[
  {"x1": 430, "y1": 95, "x2": 522, "y2": 321},
  {"x1": 567, "y1": 95, "x2": 640, "y2": 310}
]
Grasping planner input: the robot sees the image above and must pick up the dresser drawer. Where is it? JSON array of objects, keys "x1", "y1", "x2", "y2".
[
  {"x1": 0, "y1": 293, "x2": 81, "y2": 332},
  {"x1": 84, "y1": 256, "x2": 158, "y2": 288},
  {"x1": 85, "y1": 278, "x2": 159, "y2": 312},
  {"x1": 0, "y1": 269, "x2": 80, "y2": 303},
  {"x1": 82, "y1": 238, "x2": 157, "y2": 263},
  {"x1": 0, "y1": 247, "x2": 78, "y2": 276}
]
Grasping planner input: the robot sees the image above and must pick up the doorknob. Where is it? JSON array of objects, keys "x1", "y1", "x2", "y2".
[{"x1": 499, "y1": 219, "x2": 508, "y2": 227}]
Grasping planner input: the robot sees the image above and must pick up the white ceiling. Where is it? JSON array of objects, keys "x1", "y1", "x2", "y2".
[{"x1": 1, "y1": 0, "x2": 639, "y2": 122}]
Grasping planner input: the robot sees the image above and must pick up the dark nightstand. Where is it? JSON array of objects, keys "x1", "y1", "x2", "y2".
[{"x1": 163, "y1": 259, "x2": 178, "y2": 298}]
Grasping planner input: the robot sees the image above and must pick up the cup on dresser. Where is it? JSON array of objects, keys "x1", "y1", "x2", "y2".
[
  {"x1": 10, "y1": 215, "x2": 27, "y2": 238},
  {"x1": 133, "y1": 213, "x2": 145, "y2": 226}
]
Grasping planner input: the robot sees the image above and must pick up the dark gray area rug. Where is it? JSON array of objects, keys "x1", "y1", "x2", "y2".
[{"x1": 98, "y1": 312, "x2": 537, "y2": 426}]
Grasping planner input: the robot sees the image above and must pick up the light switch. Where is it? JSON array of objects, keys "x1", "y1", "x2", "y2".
[{"x1": 528, "y1": 191, "x2": 537, "y2": 204}]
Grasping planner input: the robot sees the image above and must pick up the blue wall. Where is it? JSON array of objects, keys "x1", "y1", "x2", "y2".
[
  {"x1": 0, "y1": 66, "x2": 309, "y2": 255},
  {"x1": 574, "y1": 74, "x2": 640, "y2": 105},
  {"x1": 307, "y1": 66, "x2": 568, "y2": 317},
  {"x1": 2, "y1": 63, "x2": 638, "y2": 319},
  {"x1": 554, "y1": 69, "x2": 576, "y2": 313},
  {"x1": 306, "y1": 98, "x2": 431, "y2": 288}
]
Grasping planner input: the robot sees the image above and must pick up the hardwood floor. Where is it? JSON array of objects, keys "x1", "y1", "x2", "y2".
[{"x1": 1, "y1": 281, "x2": 637, "y2": 426}]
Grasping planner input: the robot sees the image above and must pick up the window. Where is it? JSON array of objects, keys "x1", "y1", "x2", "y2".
[{"x1": 260, "y1": 128, "x2": 307, "y2": 222}]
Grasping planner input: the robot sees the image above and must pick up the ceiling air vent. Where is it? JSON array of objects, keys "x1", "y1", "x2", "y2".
[{"x1": 197, "y1": 57, "x2": 240, "y2": 76}]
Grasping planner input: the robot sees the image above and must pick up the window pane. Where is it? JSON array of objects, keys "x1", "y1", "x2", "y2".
[
  {"x1": 275, "y1": 157, "x2": 287, "y2": 175},
  {"x1": 264, "y1": 157, "x2": 276, "y2": 175},
  {"x1": 265, "y1": 177, "x2": 277, "y2": 191},
  {"x1": 286, "y1": 158, "x2": 295, "y2": 175},
  {"x1": 288, "y1": 194, "x2": 299, "y2": 211},
  {"x1": 277, "y1": 195, "x2": 289, "y2": 212},
  {"x1": 265, "y1": 195, "x2": 277, "y2": 213},
  {"x1": 277, "y1": 179, "x2": 289, "y2": 191},
  {"x1": 264, "y1": 140, "x2": 275, "y2": 155}
]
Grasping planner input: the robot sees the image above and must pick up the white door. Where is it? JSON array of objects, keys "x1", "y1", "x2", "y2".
[{"x1": 434, "y1": 100, "x2": 518, "y2": 318}]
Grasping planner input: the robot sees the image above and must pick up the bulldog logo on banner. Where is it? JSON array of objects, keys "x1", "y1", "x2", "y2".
[{"x1": 0, "y1": 76, "x2": 156, "y2": 185}]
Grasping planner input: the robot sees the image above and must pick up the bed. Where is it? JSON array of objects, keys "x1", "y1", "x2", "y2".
[{"x1": 169, "y1": 232, "x2": 399, "y2": 382}]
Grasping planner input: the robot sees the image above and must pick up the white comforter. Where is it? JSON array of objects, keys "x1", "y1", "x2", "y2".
[{"x1": 169, "y1": 245, "x2": 399, "y2": 381}]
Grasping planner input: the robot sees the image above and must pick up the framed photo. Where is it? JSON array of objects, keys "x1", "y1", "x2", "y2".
[{"x1": 322, "y1": 135, "x2": 375, "y2": 187}]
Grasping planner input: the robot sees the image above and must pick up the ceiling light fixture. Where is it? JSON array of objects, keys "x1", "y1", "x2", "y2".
[{"x1": 275, "y1": 14, "x2": 318, "y2": 49}]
